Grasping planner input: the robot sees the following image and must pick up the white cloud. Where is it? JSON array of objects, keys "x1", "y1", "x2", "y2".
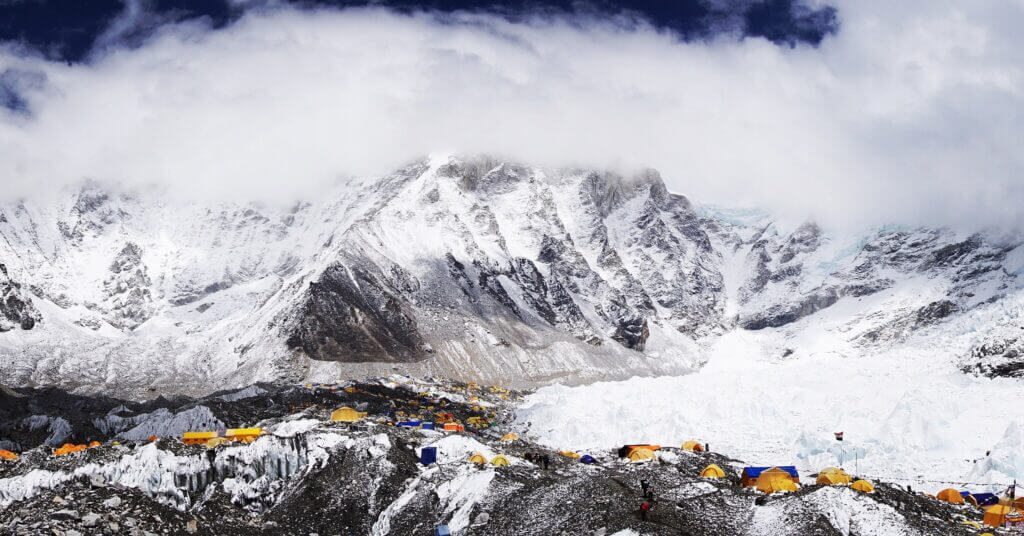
[{"x1": 0, "y1": 2, "x2": 1022, "y2": 229}]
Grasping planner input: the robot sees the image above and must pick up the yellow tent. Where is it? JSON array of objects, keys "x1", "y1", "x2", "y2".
[
  {"x1": 681, "y1": 441, "x2": 704, "y2": 452},
  {"x1": 960, "y1": 520, "x2": 981, "y2": 528},
  {"x1": 850, "y1": 480, "x2": 874, "y2": 493},
  {"x1": 936, "y1": 488, "x2": 965, "y2": 504},
  {"x1": 491, "y1": 455, "x2": 511, "y2": 467},
  {"x1": 760, "y1": 467, "x2": 797, "y2": 483},
  {"x1": 226, "y1": 428, "x2": 262, "y2": 443},
  {"x1": 500, "y1": 433, "x2": 519, "y2": 442},
  {"x1": 183, "y1": 431, "x2": 219, "y2": 445},
  {"x1": 205, "y1": 437, "x2": 231, "y2": 449},
  {"x1": 700, "y1": 464, "x2": 726, "y2": 478},
  {"x1": 469, "y1": 452, "x2": 488, "y2": 465},
  {"x1": 984, "y1": 504, "x2": 1016, "y2": 527},
  {"x1": 628, "y1": 448, "x2": 656, "y2": 462},
  {"x1": 331, "y1": 407, "x2": 367, "y2": 422},
  {"x1": 816, "y1": 468, "x2": 852, "y2": 485},
  {"x1": 756, "y1": 476, "x2": 798, "y2": 494},
  {"x1": 558, "y1": 450, "x2": 582, "y2": 459}
]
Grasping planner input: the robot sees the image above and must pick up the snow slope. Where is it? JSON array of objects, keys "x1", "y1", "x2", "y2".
[{"x1": 519, "y1": 283, "x2": 1024, "y2": 493}]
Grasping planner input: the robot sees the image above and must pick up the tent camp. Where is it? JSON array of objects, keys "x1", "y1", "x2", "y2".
[
  {"x1": 628, "y1": 448, "x2": 656, "y2": 462},
  {"x1": 491, "y1": 455, "x2": 511, "y2": 467},
  {"x1": 936, "y1": 488, "x2": 965, "y2": 504},
  {"x1": 681, "y1": 441, "x2": 704, "y2": 453},
  {"x1": 700, "y1": 464, "x2": 726, "y2": 478},
  {"x1": 330, "y1": 407, "x2": 367, "y2": 422},
  {"x1": 741, "y1": 466, "x2": 799, "y2": 487},
  {"x1": 851, "y1": 480, "x2": 874, "y2": 493}
]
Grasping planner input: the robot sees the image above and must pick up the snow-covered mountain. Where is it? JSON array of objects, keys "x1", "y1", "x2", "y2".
[{"x1": 1, "y1": 155, "x2": 1022, "y2": 396}]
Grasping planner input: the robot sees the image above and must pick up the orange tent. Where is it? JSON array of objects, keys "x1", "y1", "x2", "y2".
[
  {"x1": 53, "y1": 443, "x2": 88, "y2": 457},
  {"x1": 88, "y1": 441, "x2": 101, "y2": 448},
  {"x1": 0, "y1": 450, "x2": 17, "y2": 461},
  {"x1": 983, "y1": 504, "x2": 1019, "y2": 527},
  {"x1": 936, "y1": 488, "x2": 965, "y2": 504},
  {"x1": 681, "y1": 441, "x2": 704, "y2": 453}
]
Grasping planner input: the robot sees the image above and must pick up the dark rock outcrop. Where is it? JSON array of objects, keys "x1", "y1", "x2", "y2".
[
  {"x1": 287, "y1": 263, "x2": 425, "y2": 363},
  {"x1": 0, "y1": 262, "x2": 40, "y2": 332}
]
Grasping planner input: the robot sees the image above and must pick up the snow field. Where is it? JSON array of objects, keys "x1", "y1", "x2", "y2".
[{"x1": 518, "y1": 329, "x2": 1024, "y2": 496}]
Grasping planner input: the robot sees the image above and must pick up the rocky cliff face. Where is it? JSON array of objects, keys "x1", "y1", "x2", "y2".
[
  {"x1": 0, "y1": 155, "x2": 1021, "y2": 394},
  {"x1": 0, "y1": 262, "x2": 39, "y2": 332}
]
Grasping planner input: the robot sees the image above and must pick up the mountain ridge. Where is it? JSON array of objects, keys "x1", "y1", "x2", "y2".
[{"x1": 1, "y1": 155, "x2": 1022, "y2": 396}]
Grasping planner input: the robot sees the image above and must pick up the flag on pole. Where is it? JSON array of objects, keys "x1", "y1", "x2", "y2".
[{"x1": 834, "y1": 432, "x2": 844, "y2": 441}]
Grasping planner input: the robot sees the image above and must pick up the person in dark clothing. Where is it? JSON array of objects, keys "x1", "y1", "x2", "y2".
[
  {"x1": 705, "y1": 442, "x2": 710, "y2": 452},
  {"x1": 640, "y1": 480, "x2": 649, "y2": 496},
  {"x1": 542, "y1": 454, "x2": 550, "y2": 470},
  {"x1": 639, "y1": 500, "x2": 651, "y2": 521}
]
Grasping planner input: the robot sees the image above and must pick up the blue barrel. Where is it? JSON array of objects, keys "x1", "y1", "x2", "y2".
[{"x1": 420, "y1": 446, "x2": 437, "y2": 466}]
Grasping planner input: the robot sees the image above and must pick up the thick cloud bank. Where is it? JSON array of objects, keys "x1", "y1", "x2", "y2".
[{"x1": 0, "y1": 1, "x2": 1022, "y2": 228}]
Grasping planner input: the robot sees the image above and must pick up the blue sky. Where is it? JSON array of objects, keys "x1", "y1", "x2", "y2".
[{"x1": 1, "y1": 0, "x2": 837, "y2": 61}]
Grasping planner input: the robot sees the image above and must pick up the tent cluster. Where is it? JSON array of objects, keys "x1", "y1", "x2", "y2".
[
  {"x1": 182, "y1": 428, "x2": 263, "y2": 447},
  {"x1": 469, "y1": 452, "x2": 511, "y2": 466},
  {"x1": 396, "y1": 419, "x2": 465, "y2": 432}
]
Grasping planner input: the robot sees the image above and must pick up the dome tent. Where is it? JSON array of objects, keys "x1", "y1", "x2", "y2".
[
  {"x1": 700, "y1": 464, "x2": 726, "y2": 478},
  {"x1": 851, "y1": 480, "x2": 874, "y2": 493}
]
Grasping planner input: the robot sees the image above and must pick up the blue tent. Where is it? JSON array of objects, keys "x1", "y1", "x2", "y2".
[
  {"x1": 741, "y1": 466, "x2": 799, "y2": 485},
  {"x1": 968, "y1": 492, "x2": 999, "y2": 506},
  {"x1": 435, "y1": 525, "x2": 451, "y2": 536},
  {"x1": 742, "y1": 466, "x2": 799, "y2": 479},
  {"x1": 420, "y1": 447, "x2": 437, "y2": 466},
  {"x1": 580, "y1": 455, "x2": 596, "y2": 464},
  {"x1": 397, "y1": 421, "x2": 421, "y2": 428},
  {"x1": 421, "y1": 422, "x2": 436, "y2": 430}
]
